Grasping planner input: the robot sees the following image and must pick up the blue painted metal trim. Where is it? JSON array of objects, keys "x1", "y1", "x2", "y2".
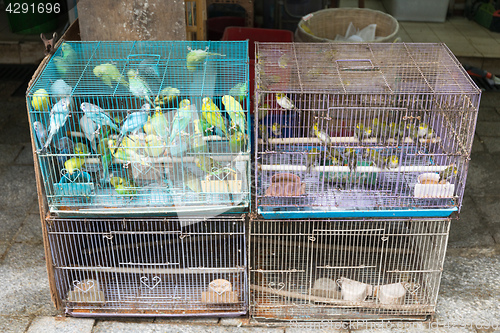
[{"x1": 257, "y1": 208, "x2": 458, "y2": 219}]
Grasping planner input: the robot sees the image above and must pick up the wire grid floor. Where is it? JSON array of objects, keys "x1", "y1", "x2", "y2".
[
  {"x1": 45, "y1": 215, "x2": 248, "y2": 316},
  {"x1": 249, "y1": 218, "x2": 450, "y2": 320}
]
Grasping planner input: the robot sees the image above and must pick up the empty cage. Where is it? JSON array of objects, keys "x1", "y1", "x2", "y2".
[
  {"x1": 45, "y1": 215, "x2": 247, "y2": 316},
  {"x1": 27, "y1": 41, "x2": 250, "y2": 216},
  {"x1": 254, "y1": 43, "x2": 480, "y2": 219},
  {"x1": 249, "y1": 218, "x2": 450, "y2": 320}
]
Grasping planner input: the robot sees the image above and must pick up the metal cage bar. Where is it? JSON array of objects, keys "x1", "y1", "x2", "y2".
[
  {"x1": 27, "y1": 41, "x2": 250, "y2": 216},
  {"x1": 45, "y1": 215, "x2": 248, "y2": 316},
  {"x1": 249, "y1": 218, "x2": 450, "y2": 320},
  {"x1": 254, "y1": 43, "x2": 480, "y2": 218}
]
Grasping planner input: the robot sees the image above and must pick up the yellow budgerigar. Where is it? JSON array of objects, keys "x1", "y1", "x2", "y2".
[
  {"x1": 221, "y1": 95, "x2": 246, "y2": 133},
  {"x1": 202, "y1": 97, "x2": 227, "y2": 136}
]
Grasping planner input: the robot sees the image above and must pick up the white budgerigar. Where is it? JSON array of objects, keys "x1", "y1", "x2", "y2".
[{"x1": 40, "y1": 97, "x2": 71, "y2": 153}]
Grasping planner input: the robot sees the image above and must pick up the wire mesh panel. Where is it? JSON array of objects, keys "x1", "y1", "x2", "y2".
[
  {"x1": 254, "y1": 42, "x2": 480, "y2": 218},
  {"x1": 27, "y1": 41, "x2": 250, "y2": 216},
  {"x1": 249, "y1": 218, "x2": 450, "y2": 321},
  {"x1": 45, "y1": 215, "x2": 247, "y2": 316}
]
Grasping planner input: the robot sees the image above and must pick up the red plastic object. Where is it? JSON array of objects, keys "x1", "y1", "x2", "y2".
[
  {"x1": 222, "y1": 27, "x2": 294, "y2": 114},
  {"x1": 207, "y1": 17, "x2": 246, "y2": 41}
]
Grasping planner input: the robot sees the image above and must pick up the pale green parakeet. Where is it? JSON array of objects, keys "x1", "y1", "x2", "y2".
[
  {"x1": 168, "y1": 100, "x2": 193, "y2": 145},
  {"x1": 127, "y1": 69, "x2": 154, "y2": 106},
  {"x1": 93, "y1": 63, "x2": 129, "y2": 88},
  {"x1": 143, "y1": 110, "x2": 170, "y2": 141},
  {"x1": 228, "y1": 82, "x2": 247, "y2": 103},
  {"x1": 186, "y1": 48, "x2": 224, "y2": 72}
]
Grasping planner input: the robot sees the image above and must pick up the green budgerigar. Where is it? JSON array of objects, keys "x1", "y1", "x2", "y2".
[
  {"x1": 355, "y1": 123, "x2": 372, "y2": 141},
  {"x1": 364, "y1": 148, "x2": 387, "y2": 170},
  {"x1": 93, "y1": 63, "x2": 129, "y2": 88},
  {"x1": 155, "y1": 86, "x2": 180, "y2": 107},
  {"x1": 386, "y1": 155, "x2": 399, "y2": 169},
  {"x1": 191, "y1": 118, "x2": 208, "y2": 153},
  {"x1": 222, "y1": 94, "x2": 246, "y2": 133},
  {"x1": 229, "y1": 130, "x2": 246, "y2": 153},
  {"x1": 186, "y1": 47, "x2": 225, "y2": 72},
  {"x1": 328, "y1": 147, "x2": 344, "y2": 166},
  {"x1": 312, "y1": 122, "x2": 332, "y2": 146},
  {"x1": 202, "y1": 97, "x2": 227, "y2": 136},
  {"x1": 53, "y1": 42, "x2": 77, "y2": 78},
  {"x1": 110, "y1": 176, "x2": 136, "y2": 195},
  {"x1": 439, "y1": 165, "x2": 458, "y2": 183}
]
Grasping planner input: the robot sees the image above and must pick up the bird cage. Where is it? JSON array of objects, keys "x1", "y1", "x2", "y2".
[
  {"x1": 254, "y1": 42, "x2": 480, "y2": 219},
  {"x1": 45, "y1": 215, "x2": 247, "y2": 316},
  {"x1": 249, "y1": 218, "x2": 450, "y2": 321},
  {"x1": 26, "y1": 41, "x2": 250, "y2": 216}
]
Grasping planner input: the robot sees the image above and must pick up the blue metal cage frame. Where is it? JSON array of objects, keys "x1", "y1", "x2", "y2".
[{"x1": 27, "y1": 41, "x2": 251, "y2": 216}]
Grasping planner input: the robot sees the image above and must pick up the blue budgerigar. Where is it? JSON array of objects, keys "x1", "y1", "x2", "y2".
[
  {"x1": 32, "y1": 121, "x2": 47, "y2": 150},
  {"x1": 127, "y1": 69, "x2": 154, "y2": 106},
  {"x1": 114, "y1": 103, "x2": 151, "y2": 153},
  {"x1": 50, "y1": 79, "x2": 73, "y2": 98},
  {"x1": 40, "y1": 97, "x2": 71, "y2": 153},
  {"x1": 81, "y1": 102, "x2": 119, "y2": 132},
  {"x1": 79, "y1": 115, "x2": 98, "y2": 153}
]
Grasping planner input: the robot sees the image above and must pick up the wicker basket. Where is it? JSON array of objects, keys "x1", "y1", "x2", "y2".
[{"x1": 295, "y1": 8, "x2": 399, "y2": 43}]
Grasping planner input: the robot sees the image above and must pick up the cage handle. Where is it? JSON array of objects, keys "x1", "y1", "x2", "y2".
[{"x1": 336, "y1": 59, "x2": 379, "y2": 72}]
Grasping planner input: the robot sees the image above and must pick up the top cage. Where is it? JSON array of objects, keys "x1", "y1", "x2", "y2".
[
  {"x1": 27, "y1": 41, "x2": 250, "y2": 216},
  {"x1": 254, "y1": 42, "x2": 480, "y2": 219}
]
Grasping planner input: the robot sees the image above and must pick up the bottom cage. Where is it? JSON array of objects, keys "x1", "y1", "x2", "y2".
[
  {"x1": 249, "y1": 218, "x2": 450, "y2": 321},
  {"x1": 45, "y1": 215, "x2": 247, "y2": 316}
]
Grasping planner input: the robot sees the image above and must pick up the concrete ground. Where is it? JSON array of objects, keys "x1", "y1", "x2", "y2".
[{"x1": 1, "y1": 78, "x2": 499, "y2": 332}]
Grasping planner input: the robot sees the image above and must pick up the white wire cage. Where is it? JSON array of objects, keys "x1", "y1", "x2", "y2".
[
  {"x1": 27, "y1": 40, "x2": 250, "y2": 216},
  {"x1": 254, "y1": 42, "x2": 480, "y2": 219},
  {"x1": 45, "y1": 215, "x2": 247, "y2": 316},
  {"x1": 249, "y1": 218, "x2": 450, "y2": 321}
]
